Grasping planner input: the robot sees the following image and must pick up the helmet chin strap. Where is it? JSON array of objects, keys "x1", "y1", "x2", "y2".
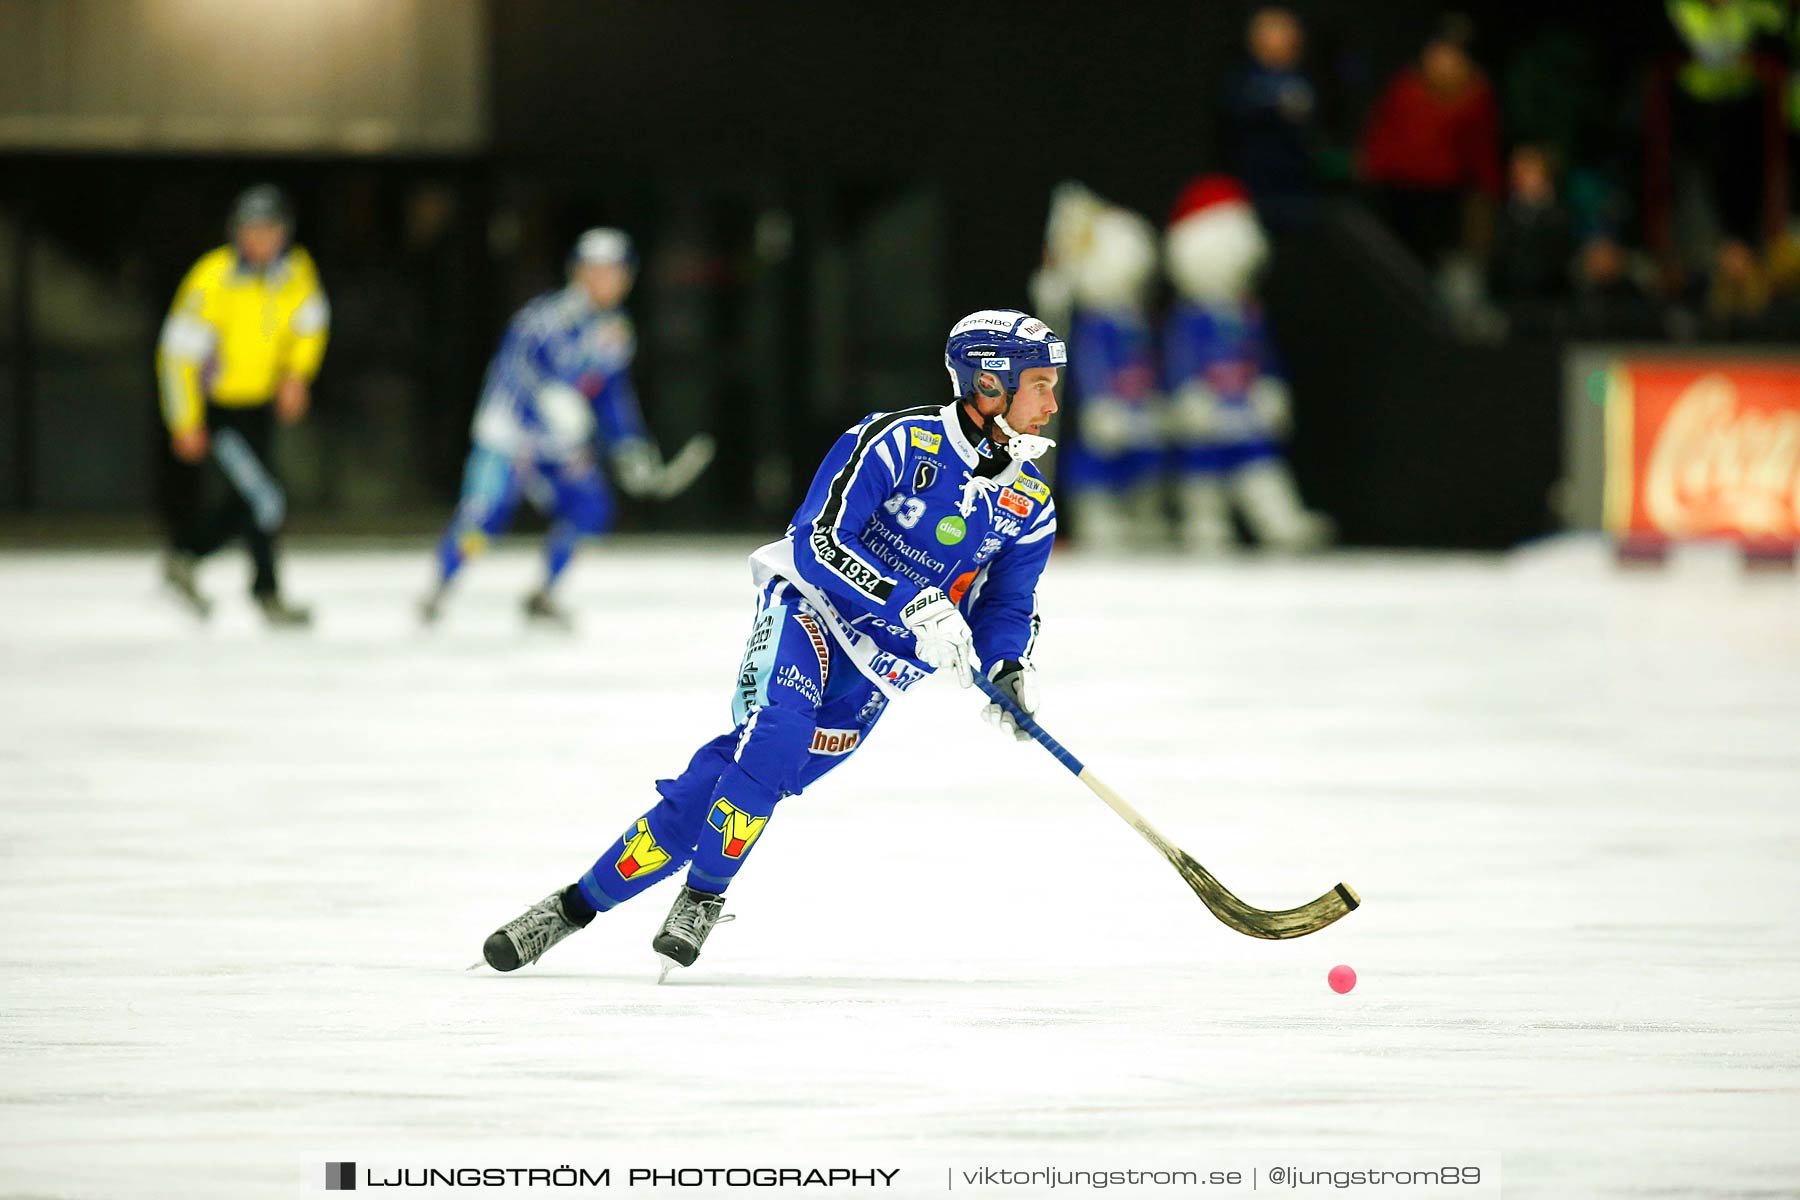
[
  {"x1": 971, "y1": 379, "x2": 1055, "y2": 464},
  {"x1": 992, "y1": 408, "x2": 1055, "y2": 464}
]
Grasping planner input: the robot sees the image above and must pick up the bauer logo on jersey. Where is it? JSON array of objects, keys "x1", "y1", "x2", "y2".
[
  {"x1": 997, "y1": 489, "x2": 1033, "y2": 517},
  {"x1": 909, "y1": 427, "x2": 942, "y2": 453},
  {"x1": 709, "y1": 799, "x2": 767, "y2": 859},
  {"x1": 616, "y1": 818, "x2": 671, "y2": 880},
  {"x1": 1012, "y1": 474, "x2": 1050, "y2": 502},
  {"x1": 808, "y1": 727, "x2": 862, "y2": 756},
  {"x1": 980, "y1": 357, "x2": 1011, "y2": 371}
]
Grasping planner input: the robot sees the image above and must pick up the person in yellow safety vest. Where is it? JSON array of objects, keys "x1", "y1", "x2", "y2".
[
  {"x1": 1668, "y1": 0, "x2": 1785, "y2": 102},
  {"x1": 157, "y1": 184, "x2": 329, "y2": 627},
  {"x1": 1665, "y1": 0, "x2": 1786, "y2": 247}
]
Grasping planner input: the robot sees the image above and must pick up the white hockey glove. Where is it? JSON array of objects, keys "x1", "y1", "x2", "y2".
[
  {"x1": 611, "y1": 439, "x2": 663, "y2": 498},
  {"x1": 1248, "y1": 377, "x2": 1293, "y2": 438},
  {"x1": 536, "y1": 382, "x2": 597, "y2": 451},
  {"x1": 1078, "y1": 396, "x2": 1141, "y2": 454},
  {"x1": 899, "y1": 587, "x2": 976, "y2": 688},
  {"x1": 981, "y1": 659, "x2": 1039, "y2": 742},
  {"x1": 1168, "y1": 382, "x2": 1227, "y2": 440}
]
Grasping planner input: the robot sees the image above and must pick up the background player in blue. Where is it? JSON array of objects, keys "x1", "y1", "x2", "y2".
[
  {"x1": 1032, "y1": 182, "x2": 1166, "y2": 548},
  {"x1": 1163, "y1": 177, "x2": 1331, "y2": 551},
  {"x1": 480, "y1": 309, "x2": 1064, "y2": 977},
  {"x1": 420, "y1": 228, "x2": 705, "y2": 626}
]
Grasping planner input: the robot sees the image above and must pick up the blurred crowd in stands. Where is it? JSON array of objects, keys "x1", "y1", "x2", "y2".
[{"x1": 1222, "y1": 1, "x2": 1800, "y2": 342}]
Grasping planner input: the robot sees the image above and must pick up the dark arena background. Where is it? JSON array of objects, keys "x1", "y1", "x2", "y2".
[{"x1": 3, "y1": 3, "x2": 1797, "y2": 1198}]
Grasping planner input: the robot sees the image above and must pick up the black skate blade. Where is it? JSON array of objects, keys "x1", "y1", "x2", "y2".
[{"x1": 482, "y1": 931, "x2": 523, "y2": 972}]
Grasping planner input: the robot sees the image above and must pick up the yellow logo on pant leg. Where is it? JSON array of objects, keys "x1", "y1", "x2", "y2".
[
  {"x1": 615, "y1": 818, "x2": 670, "y2": 880},
  {"x1": 708, "y1": 798, "x2": 767, "y2": 859}
]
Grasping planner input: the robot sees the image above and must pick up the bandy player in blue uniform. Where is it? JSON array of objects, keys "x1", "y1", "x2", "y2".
[
  {"x1": 1163, "y1": 177, "x2": 1329, "y2": 551},
  {"x1": 421, "y1": 228, "x2": 675, "y2": 626},
  {"x1": 1033, "y1": 182, "x2": 1164, "y2": 548},
  {"x1": 481, "y1": 309, "x2": 1064, "y2": 976}
]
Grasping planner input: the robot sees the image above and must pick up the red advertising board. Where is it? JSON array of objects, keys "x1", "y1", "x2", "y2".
[{"x1": 1604, "y1": 360, "x2": 1800, "y2": 540}]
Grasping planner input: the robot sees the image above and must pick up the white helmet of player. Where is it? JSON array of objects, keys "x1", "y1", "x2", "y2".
[
  {"x1": 572, "y1": 227, "x2": 635, "y2": 270},
  {"x1": 1040, "y1": 182, "x2": 1158, "y2": 314},
  {"x1": 570, "y1": 227, "x2": 637, "y2": 309},
  {"x1": 1164, "y1": 176, "x2": 1269, "y2": 306}
]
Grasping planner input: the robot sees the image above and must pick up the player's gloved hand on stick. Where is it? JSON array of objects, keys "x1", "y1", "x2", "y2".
[
  {"x1": 982, "y1": 659, "x2": 1039, "y2": 741},
  {"x1": 900, "y1": 587, "x2": 976, "y2": 687},
  {"x1": 611, "y1": 439, "x2": 663, "y2": 498}
]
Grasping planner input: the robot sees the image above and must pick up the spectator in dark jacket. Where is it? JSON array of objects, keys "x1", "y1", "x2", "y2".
[
  {"x1": 1491, "y1": 145, "x2": 1575, "y2": 301},
  {"x1": 1570, "y1": 237, "x2": 1667, "y2": 338},
  {"x1": 1222, "y1": 7, "x2": 1320, "y2": 231},
  {"x1": 1360, "y1": 17, "x2": 1503, "y2": 268}
]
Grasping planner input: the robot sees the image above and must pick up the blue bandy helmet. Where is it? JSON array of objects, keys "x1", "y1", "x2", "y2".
[{"x1": 943, "y1": 309, "x2": 1067, "y2": 400}]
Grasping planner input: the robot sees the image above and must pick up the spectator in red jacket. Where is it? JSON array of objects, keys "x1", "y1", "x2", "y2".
[{"x1": 1360, "y1": 17, "x2": 1503, "y2": 271}]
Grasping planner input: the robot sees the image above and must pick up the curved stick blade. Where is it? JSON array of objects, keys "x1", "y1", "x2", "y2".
[{"x1": 1172, "y1": 847, "x2": 1359, "y2": 939}]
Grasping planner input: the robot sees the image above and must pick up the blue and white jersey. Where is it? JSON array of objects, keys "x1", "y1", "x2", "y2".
[
  {"x1": 470, "y1": 286, "x2": 647, "y2": 461},
  {"x1": 1071, "y1": 309, "x2": 1159, "y2": 411},
  {"x1": 1062, "y1": 307, "x2": 1163, "y2": 492},
  {"x1": 750, "y1": 402, "x2": 1056, "y2": 699},
  {"x1": 1163, "y1": 299, "x2": 1282, "y2": 409}
]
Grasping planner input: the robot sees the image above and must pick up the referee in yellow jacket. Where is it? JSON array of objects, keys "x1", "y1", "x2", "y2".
[{"x1": 159, "y1": 185, "x2": 328, "y2": 626}]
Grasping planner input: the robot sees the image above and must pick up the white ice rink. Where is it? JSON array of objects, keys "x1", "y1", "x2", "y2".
[{"x1": 2, "y1": 540, "x2": 1797, "y2": 1199}]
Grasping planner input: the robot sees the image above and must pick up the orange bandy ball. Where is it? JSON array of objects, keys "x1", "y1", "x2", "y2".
[{"x1": 1328, "y1": 964, "x2": 1357, "y2": 994}]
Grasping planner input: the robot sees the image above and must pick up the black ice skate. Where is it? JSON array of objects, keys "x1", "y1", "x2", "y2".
[
  {"x1": 256, "y1": 593, "x2": 313, "y2": 629},
  {"x1": 418, "y1": 584, "x2": 447, "y2": 627},
  {"x1": 483, "y1": 890, "x2": 583, "y2": 972},
  {"x1": 652, "y1": 886, "x2": 734, "y2": 980},
  {"x1": 162, "y1": 551, "x2": 212, "y2": 619},
  {"x1": 523, "y1": 589, "x2": 573, "y2": 629}
]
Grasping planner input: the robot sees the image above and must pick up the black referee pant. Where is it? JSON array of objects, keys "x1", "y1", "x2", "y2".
[{"x1": 170, "y1": 401, "x2": 287, "y2": 598}]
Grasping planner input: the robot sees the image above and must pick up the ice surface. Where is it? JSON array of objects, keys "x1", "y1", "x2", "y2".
[{"x1": 2, "y1": 538, "x2": 1797, "y2": 1198}]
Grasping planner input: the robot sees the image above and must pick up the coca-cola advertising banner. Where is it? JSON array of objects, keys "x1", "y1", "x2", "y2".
[{"x1": 1602, "y1": 359, "x2": 1800, "y2": 540}]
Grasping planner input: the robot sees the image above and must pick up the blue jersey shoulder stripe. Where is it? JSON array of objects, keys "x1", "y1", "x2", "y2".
[{"x1": 808, "y1": 405, "x2": 941, "y2": 603}]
